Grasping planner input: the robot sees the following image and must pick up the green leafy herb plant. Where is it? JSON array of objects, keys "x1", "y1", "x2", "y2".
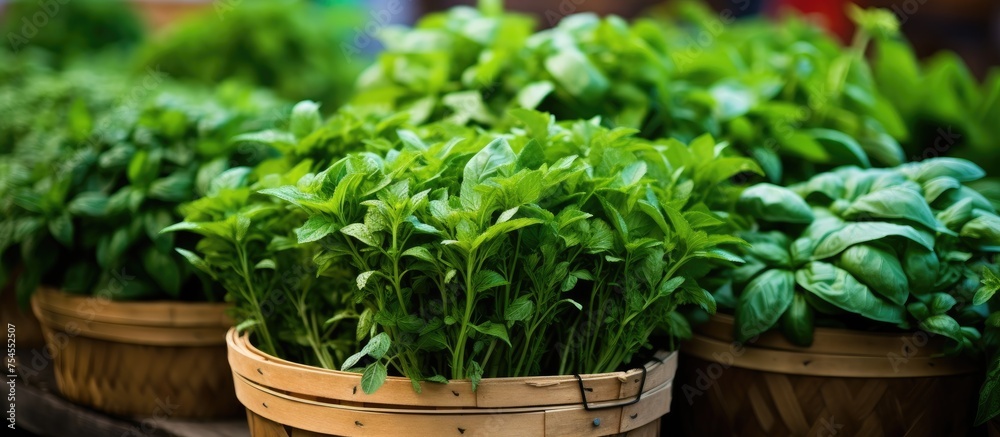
[
  {"x1": 0, "y1": 68, "x2": 285, "y2": 305},
  {"x1": 169, "y1": 106, "x2": 760, "y2": 393},
  {"x1": 724, "y1": 158, "x2": 1000, "y2": 424}
]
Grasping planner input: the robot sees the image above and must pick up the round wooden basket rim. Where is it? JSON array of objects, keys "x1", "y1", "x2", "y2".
[
  {"x1": 683, "y1": 315, "x2": 979, "y2": 378},
  {"x1": 235, "y1": 371, "x2": 671, "y2": 436},
  {"x1": 32, "y1": 286, "x2": 231, "y2": 327},
  {"x1": 701, "y1": 313, "x2": 956, "y2": 356},
  {"x1": 31, "y1": 287, "x2": 231, "y2": 346},
  {"x1": 228, "y1": 328, "x2": 677, "y2": 410},
  {"x1": 234, "y1": 370, "x2": 673, "y2": 415}
]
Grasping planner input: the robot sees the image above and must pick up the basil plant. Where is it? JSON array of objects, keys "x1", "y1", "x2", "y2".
[
  {"x1": 0, "y1": 66, "x2": 286, "y2": 305},
  {"x1": 729, "y1": 158, "x2": 999, "y2": 346},
  {"x1": 164, "y1": 103, "x2": 418, "y2": 368},
  {"x1": 728, "y1": 158, "x2": 1000, "y2": 424},
  {"x1": 357, "y1": 2, "x2": 966, "y2": 185},
  {"x1": 170, "y1": 104, "x2": 760, "y2": 393}
]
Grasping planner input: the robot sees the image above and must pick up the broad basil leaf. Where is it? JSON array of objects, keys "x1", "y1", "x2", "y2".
[
  {"x1": 735, "y1": 269, "x2": 795, "y2": 342},
  {"x1": 812, "y1": 222, "x2": 933, "y2": 259},
  {"x1": 795, "y1": 261, "x2": 905, "y2": 324},
  {"x1": 838, "y1": 244, "x2": 908, "y2": 306}
]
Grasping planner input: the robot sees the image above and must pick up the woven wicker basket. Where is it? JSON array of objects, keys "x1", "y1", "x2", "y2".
[
  {"x1": 30, "y1": 287, "x2": 240, "y2": 418},
  {"x1": 228, "y1": 329, "x2": 677, "y2": 436},
  {"x1": 675, "y1": 314, "x2": 981, "y2": 437}
]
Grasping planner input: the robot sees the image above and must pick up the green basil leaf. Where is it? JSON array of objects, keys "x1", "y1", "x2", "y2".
[
  {"x1": 921, "y1": 176, "x2": 961, "y2": 204},
  {"x1": 365, "y1": 332, "x2": 391, "y2": 360},
  {"x1": 472, "y1": 321, "x2": 511, "y2": 346},
  {"x1": 793, "y1": 172, "x2": 845, "y2": 202},
  {"x1": 780, "y1": 292, "x2": 814, "y2": 347},
  {"x1": 806, "y1": 128, "x2": 870, "y2": 168},
  {"x1": 296, "y1": 214, "x2": 338, "y2": 244},
  {"x1": 739, "y1": 183, "x2": 814, "y2": 223},
  {"x1": 463, "y1": 137, "x2": 516, "y2": 185},
  {"x1": 67, "y1": 192, "x2": 109, "y2": 217},
  {"x1": 974, "y1": 355, "x2": 1000, "y2": 425},
  {"x1": 937, "y1": 197, "x2": 974, "y2": 231},
  {"x1": 175, "y1": 248, "x2": 214, "y2": 278},
  {"x1": 778, "y1": 132, "x2": 830, "y2": 162},
  {"x1": 911, "y1": 157, "x2": 985, "y2": 183},
  {"x1": 504, "y1": 295, "x2": 534, "y2": 322},
  {"x1": 360, "y1": 362, "x2": 388, "y2": 394},
  {"x1": 709, "y1": 80, "x2": 757, "y2": 120},
  {"x1": 859, "y1": 128, "x2": 904, "y2": 167},
  {"x1": 838, "y1": 244, "x2": 908, "y2": 306},
  {"x1": 960, "y1": 214, "x2": 1000, "y2": 246},
  {"x1": 544, "y1": 49, "x2": 609, "y2": 100},
  {"x1": 735, "y1": 269, "x2": 795, "y2": 342},
  {"x1": 143, "y1": 249, "x2": 180, "y2": 297},
  {"x1": 812, "y1": 222, "x2": 933, "y2": 259},
  {"x1": 795, "y1": 261, "x2": 905, "y2": 324},
  {"x1": 973, "y1": 268, "x2": 999, "y2": 306},
  {"x1": 904, "y1": 245, "x2": 940, "y2": 296},
  {"x1": 843, "y1": 186, "x2": 946, "y2": 233},
  {"x1": 290, "y1": 101, "x2": 322, "y2": 138},
  {"x1": 469, "y1": 360, "x2": 483, "y2": 392},
  {"x1": 928, "y1": 293, "x2": 957, "y2": 315},
  {"x1": 515, "y1": 81, "x2": 555, "y2": 109},
  {"x1": 148, "y1": 173, "x2": 194, "y2": 202},
  {"x1": 340, "y1": 223, "x2": 380, "y2": 247},
  {"x1": 48, "y1": 212, "x2": 74, "y2": 246},
  {"x1": 917, "y1": 315, "x2": 962, "y2": 343}
]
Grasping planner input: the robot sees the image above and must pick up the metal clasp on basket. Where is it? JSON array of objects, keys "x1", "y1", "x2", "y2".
[{"x1": 573, "y1": 366, "x2": 647, "y2": 411}]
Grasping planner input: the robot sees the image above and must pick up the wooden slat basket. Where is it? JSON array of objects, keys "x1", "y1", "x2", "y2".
[
  {"x1": 674, "y1": 314, "x2": 982, "y2": 437},
  {"x1": 227, "y1": 329, "x2": 678, "y2": 437},
  {"x1": 30, "y1": 287, "x2": 240, "y2": 418}
]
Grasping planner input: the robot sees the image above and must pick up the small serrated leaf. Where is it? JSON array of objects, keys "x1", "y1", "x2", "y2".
[
  {"x1": 366, "y1": 333, "x2": 391, "y2": 360},
  {"x1": 357, "y1": 271, "x2": 376, "y2": 291},
  {"x1": 254, "y1": 259, "x2": 276, "y2": 270},
  {"x1": 361, "y1": 362, "x2": 388, "y2": 394},
  {"x1": 504, "y1": 296, "x2": 534, "y2": 322},
  {"x1": 402, "y1": 246, "x2": 435, "y2": 263},
  {"x1": 470, "y1": 361, "x2": 484, "y2": 391},
  {"x1": 473, "y1": 321, "x2": 511, "y2": 346},
  {"x1": 497, "y1": 207, "x2": 519, "y2": 224},
  {"x1": 424, "y1": 375, "x2": 449, "y2": 384}
]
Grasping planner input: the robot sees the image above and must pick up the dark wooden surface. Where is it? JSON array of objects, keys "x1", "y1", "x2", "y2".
[{"x1": 12, "y1": 349, "x2": 248, "y2": 437}]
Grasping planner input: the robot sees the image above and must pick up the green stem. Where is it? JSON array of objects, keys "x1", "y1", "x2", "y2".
[
  {"x1": 391, "y1": 224, "x2": 408, "y2": 313},
  {"x1": 514, "y1": 326, "x2": 534, "y2": 376},
  {"x1": 452, "y1": 252, "x2": 478, "y2": 379},
  {"x1": 236, "y1": 245, "x2": 278, "y2": 357},
  {"x1": 481, "y1": 339, "x2": 497, "y2": 372},
  {"x1": 559, "y1": 317, "x2": 578, "y2": 375}
]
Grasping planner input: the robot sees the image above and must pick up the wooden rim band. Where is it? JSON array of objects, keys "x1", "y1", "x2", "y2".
[
  {"x1": 227, "y1": 328, "x2": 677, "y2": 410},
  {"x1": 32, "y1": 287, "x2": 231, "y2": 327},
  {"x1": 698, "y1": 314, "x2": 953, "y2": 357},
  {"x1": 234, "y1": 369, "x2": 672, "y2": 436},
  {"x1": 31, "y1": 287, "x2": 231, "y2": 346},
  {"x1": 683, "y1": 333, "x2": 978, "y2": 378}
]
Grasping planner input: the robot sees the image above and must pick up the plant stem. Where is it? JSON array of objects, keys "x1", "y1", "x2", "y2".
[
  {"x1": 236, "y1": 245, "x2": 278, "y2": 357},
  {"x1": 452, "y1": 251, "x2": 478, "y2": 379}
]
